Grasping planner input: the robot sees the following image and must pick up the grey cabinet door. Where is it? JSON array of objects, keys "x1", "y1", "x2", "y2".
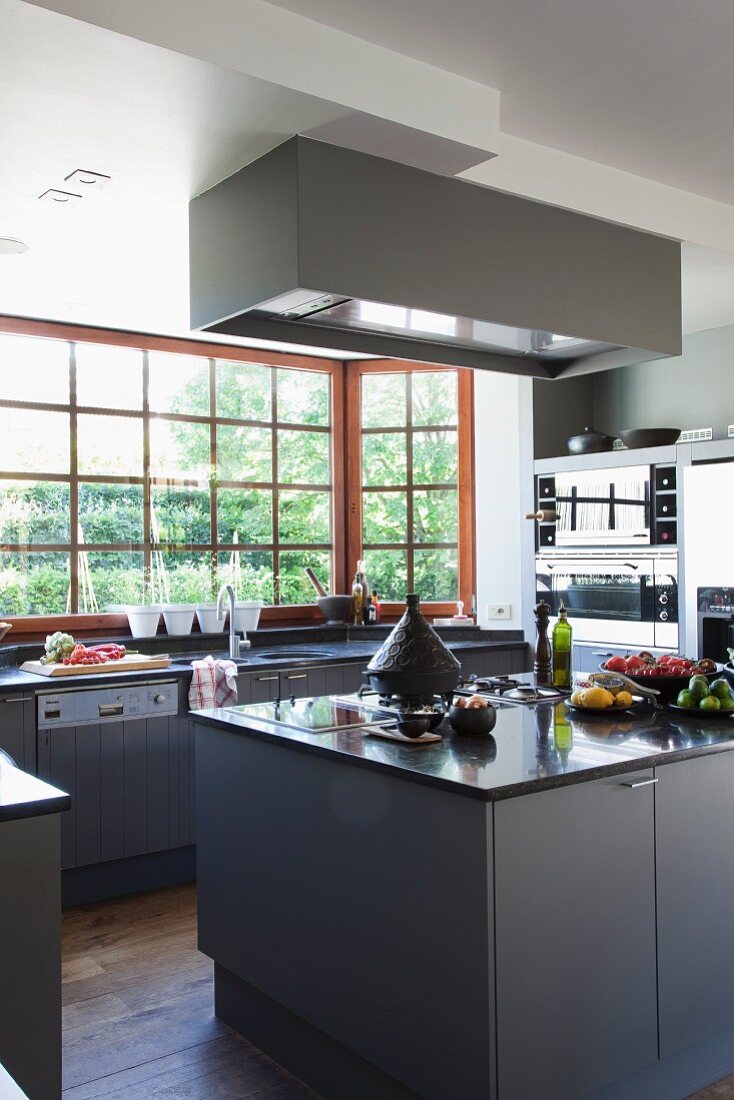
[
  {"x1": 37, "y1": 725, "x2": 77, "y2": 870},
  {"x1": 494, "y1": 771, "x2": 658, "y2": 1100},
  {"x1": 656, "y1": 751, "x2": 734, "y2": 1057},
  {"x1": 100, "y1": 721, "x2": 125, "y2": 862},
  {"x1": 280, "y1": 668, "x2": 312, "y2": 699},
  {"x1": 75, "y1": 724, "x2": 101, "y2": 867},
  {"x1": 340, "y1": 661, "x2": 367, "y2": 694},
  {"x1": 249, "y1": 671, "x2": 281, "y2": 702},
  {"x1": 0, "y1": 694, "x2": 35, "y2": 772},
  {"x1": 235, "y1": 672, "x2": 251, "y2": 705}
]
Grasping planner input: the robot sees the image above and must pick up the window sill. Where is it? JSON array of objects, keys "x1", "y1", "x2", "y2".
[{"x1": 1, "y1": 602, "x2": 469, "y2": 644}]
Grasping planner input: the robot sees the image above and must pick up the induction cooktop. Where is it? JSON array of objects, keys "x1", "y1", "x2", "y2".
[{"x1": 230, "y1": 696, "x2": 393, "y2": 733}]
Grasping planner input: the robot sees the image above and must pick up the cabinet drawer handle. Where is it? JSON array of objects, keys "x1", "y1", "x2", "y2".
[
  {"x1": 621, "y1": 777, "x2": 658, "y2": 788},
  {"x1": 286, "y1": 674, "x2": 308, "y2": 680},
  {"x1": 3, "y1": 696, "x2": 27, "y2": 704},
  {"x1": 256, "y1": 675, "x2": 279, "y2": 682}
]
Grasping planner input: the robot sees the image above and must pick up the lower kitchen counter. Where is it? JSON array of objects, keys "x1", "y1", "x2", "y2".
[{"x1": 0, "y1": 636, "x2": 528, "y2": 694}]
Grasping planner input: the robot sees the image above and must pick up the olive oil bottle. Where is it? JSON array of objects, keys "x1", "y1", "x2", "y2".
[{"x1": 552, "y1": 602, "x2": 573, "y2": 689}]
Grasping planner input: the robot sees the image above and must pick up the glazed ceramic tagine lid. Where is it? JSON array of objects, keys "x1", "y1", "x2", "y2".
[{"x1": 366, "y1": 593, "x2": 461, "y2": 698}]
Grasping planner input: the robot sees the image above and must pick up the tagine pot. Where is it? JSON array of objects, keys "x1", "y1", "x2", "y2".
[{"x1": 366, "y1": 593, "x2": 461, "y2": 698}]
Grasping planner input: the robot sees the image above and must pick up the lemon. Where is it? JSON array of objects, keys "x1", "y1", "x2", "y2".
[
  {"x1": 583, "y1": 686, "x2": 613, "y2": 709},
  {"x1": 615, "y1": 690, "x2": 634, "y2": 708}
]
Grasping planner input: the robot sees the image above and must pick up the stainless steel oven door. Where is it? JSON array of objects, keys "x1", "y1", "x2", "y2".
[
  {"x1": 555, "y1": 465, "x2": 651, "y2": 546},
  {"x1": 536, "y1": 555, "x2": 657, "y2": 647}
]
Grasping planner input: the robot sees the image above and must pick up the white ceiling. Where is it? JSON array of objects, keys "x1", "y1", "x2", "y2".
[
  {"x1": 2, "y1": 0, "x2": 734, "y2": 342},
  {"x1": 0, "y1": 0, "x2": 370, "y2": 352},
  {"x1": 268, "y1": 0, "x2": 734, "y2": 205}
]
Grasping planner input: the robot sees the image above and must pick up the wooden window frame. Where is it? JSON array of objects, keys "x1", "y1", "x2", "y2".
[
  {"x1": 345, "y1": 359, "x2": 475, "y2": 620},
  {"x1": 0, "y1": 316, "x2": 345, "y2": 640}
]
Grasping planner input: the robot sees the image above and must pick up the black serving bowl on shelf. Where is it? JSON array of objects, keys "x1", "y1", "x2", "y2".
[
  {"x1": 449, "y1": 704, "x2": 497, "y2": 735},
  {"x1": 619, "y1": 428, "x2": 681, "y2": 448}
]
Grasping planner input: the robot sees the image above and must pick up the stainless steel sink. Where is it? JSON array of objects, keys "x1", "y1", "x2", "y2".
[
  {"x1": 172, "y1": 647, "x2": 339, "y2": 666},
  {"x1": 251, "y1": 647, "x2": 339, "y2": 660}
]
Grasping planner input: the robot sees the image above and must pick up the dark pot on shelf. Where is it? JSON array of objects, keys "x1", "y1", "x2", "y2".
[
  {"x1": 366, "y1": 593, "x2": 461, "y2": 698},
  {"x1": 566, "y1": 426, "x2": 615, "y2": 455}
]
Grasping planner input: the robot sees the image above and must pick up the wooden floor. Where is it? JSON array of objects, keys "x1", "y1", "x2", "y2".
[
  {"x1": 61, "y1": 883, "x2": 734, "y2": 1099},
  {"x1": 61, "y1": 884, "x2": 320, "y2": 1099}
]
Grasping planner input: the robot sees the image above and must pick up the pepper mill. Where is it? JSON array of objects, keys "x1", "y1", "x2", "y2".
[{"x1": 533, "y1": 600, "x2": 552, "y2": 685}]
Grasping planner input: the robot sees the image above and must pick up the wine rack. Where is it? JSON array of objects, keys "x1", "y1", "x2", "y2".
[{"x1": 652, "y1": 464, "x2": 677, "y2": 545}]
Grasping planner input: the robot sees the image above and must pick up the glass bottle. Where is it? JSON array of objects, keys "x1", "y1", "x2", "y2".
[
  {"x1": 371, "y1": 590, "x2": 381, "y2": 623},
  {"x1": 552, "y1": 602, "x2": 573, "y2": 689},
  {"x1": 351, "y1": 571, "x2": 364, "y2": 625}
]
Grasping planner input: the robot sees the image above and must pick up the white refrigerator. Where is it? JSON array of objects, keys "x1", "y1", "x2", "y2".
[{"x1": 683, "y1": 462, "x2": 734, "y2": 655}]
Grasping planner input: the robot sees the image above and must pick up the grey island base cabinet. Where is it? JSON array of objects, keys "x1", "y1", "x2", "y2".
[{"x1": 195, "y1": 707, "x2": 734, "y2": 1100}]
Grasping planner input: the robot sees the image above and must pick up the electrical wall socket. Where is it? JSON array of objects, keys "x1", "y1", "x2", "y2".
[{"x1": 487, "y1": 603, "x2": 511, "y2": 620}]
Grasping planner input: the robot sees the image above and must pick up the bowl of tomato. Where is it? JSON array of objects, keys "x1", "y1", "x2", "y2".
[{"x1": 600, "y1": 652, "x2": 719, "y2": 703}]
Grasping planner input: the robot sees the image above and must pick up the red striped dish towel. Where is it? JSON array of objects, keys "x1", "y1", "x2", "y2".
[{"x1": 188, "y1": 655, "x2": 238, "y2": 710}]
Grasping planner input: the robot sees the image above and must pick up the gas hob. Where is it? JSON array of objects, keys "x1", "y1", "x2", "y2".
[{"x1": 456, "y1": 676, "x2": 569, "y2": 706}]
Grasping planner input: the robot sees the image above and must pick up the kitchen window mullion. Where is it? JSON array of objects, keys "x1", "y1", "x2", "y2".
[
  {"x1": 271, "y1": 368, "x2": 280, "y2": 604},
  {"x1": 405, "y1": 373, "x2": 414, "y2": 594},
  {"x1": 142, "y1": 350, "x2": 152, "y2": 595},
  {"x1": 209, "y1": 358, "x2": 218, "y2": 595}
]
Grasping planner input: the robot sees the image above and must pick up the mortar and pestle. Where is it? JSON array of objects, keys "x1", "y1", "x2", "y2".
[{"x1": 305, "y1": 568, "x2": 353, "y2": 624}]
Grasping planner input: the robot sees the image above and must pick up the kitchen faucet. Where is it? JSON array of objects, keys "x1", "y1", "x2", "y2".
[{"x1": 216, "y1": 584, "x2": 250, "y2": 660}]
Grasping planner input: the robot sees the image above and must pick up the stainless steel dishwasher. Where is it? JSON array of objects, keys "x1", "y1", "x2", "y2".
[{"x1": 37, "y1": 681, "x2": 182, "y2": 869}]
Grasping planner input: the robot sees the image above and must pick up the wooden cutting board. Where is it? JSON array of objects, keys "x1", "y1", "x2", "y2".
[{"x1": 21, "y1": 654, "x2": 172, "y2": 677}]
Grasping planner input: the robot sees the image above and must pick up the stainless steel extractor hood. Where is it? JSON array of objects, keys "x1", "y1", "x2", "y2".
[{"x1": 189, "y1": 138, "x2": 681, "y2": 378}]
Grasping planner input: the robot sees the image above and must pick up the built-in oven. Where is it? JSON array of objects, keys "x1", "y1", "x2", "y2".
[
  {"x1": 536, "y1": 551, "x2": 678, "y2": 650},
  {"x1": 553, "y1": 464, "x2": 651, "y2": 546}
]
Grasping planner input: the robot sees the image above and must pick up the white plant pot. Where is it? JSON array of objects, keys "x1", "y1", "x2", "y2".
[
  {"x1": 124, "y1": 605, "x2": 162, "y2": 638},
  {"x1": 232, "y1": 601, "x2": 262, "y2": 633},
  {"x1": 161, "y1": 604, "x2": 196, "y2": 635},
  {"x1": 196, "y1": 604, "x2": 226, "y2": 633}
]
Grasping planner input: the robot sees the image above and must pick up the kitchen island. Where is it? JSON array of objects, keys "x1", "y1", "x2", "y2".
[{"x1": 194, "y1": 697, "x2": 734, "y2": 1100}]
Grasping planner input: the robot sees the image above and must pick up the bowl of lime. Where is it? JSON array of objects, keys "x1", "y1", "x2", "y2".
[{"x1": 668, "y1": 675, "x2": 734, "y2": 717}]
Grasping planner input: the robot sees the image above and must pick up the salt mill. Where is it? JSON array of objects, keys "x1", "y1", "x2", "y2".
[{"x1": 533, "y1": 600, "x2": 552, "y2": 685}]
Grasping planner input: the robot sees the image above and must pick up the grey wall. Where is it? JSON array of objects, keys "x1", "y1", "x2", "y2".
[
  {"x1": 533, "y1": 325, "x2": 734, "y2": 458},
  {"x1": 533, "y1": 373, "x2": 596, "y2": 458}
]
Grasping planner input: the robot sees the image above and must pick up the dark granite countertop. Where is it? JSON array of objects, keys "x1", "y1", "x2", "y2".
[
  {"x1": 0, "y1": 758, "x2": 70, "y2": 822},
  {"x1": 0, "y1": 635, "x2": 526, "y2": 694},
  {"x1": 193, "y1": 698, "x2": 734, "y2": 802}
]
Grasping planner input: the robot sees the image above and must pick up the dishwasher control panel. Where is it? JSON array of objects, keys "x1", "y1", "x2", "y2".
[{"x1": 38, "y1": 682, "x2": 178, "y2": 728}]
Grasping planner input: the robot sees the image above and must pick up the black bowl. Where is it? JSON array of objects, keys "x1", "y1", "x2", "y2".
[
  {"x1": 598, "y1": 662, "x2": 719, "y2": 704},
  {"x1": 619, "y1": 428, "x2": 681, "y2": 448},
  {"x1": 449, "y1": 704, "x2": 497, "y2": 735},
  {"x1": 395, "y1": 715, "x2": 434, "y2": 739}
]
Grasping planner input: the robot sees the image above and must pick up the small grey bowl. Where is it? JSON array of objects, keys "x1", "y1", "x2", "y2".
[
  {"x1": 449, "y1": 704, "x2": 497, "y2": 735},
  {"x1": 316, "y1": 595, "x2": 353, "y2": 623}
]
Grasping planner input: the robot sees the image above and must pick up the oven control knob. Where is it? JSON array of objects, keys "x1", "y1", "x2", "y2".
[
  {"x1": 659, "y1": 594, "x2": 669, "y2": 605},
  {"x1": 660, "y1": 611, "x2": 669, "y2": 621},
  {"x1": 154, "y1": 693, "x2": 166, "y2": 704}
]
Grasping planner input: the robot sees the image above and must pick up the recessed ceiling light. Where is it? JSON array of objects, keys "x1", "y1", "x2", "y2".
[
  {"x1": 0, "y1": 237, "x2": 29, "y2": 255},
  {"x1": 64, "y1": 168, "x2": 111, "y2": 188},
  {"x1": 38, "y1": 189, "x2": 83, "y2": 206}
]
